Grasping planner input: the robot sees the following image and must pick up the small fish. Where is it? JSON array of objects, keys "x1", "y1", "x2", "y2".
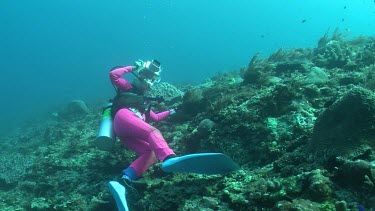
[
  {"x1": 342, "y1": 18, "x2": 345, "y2": 22},
  {"x1": 301, "y1": 19, "x2": 306, "y2": 23},
  {"x1": 344, "y1": 6, "x2": 347, "y2": 9}
]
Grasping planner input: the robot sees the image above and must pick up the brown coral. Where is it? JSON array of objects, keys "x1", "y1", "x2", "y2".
[{"x1": 310, "y1": 87, "x2": 375, "y2": 159}]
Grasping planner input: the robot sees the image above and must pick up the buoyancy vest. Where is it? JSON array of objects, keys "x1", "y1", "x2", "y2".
[{"x1": 111, "y1": 90, "x2": 146, "y2": 118}]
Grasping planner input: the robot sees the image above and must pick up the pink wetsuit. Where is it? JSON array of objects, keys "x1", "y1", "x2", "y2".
[{"x1": 110, "y1": 66, "x2": 175, "y2": 179}]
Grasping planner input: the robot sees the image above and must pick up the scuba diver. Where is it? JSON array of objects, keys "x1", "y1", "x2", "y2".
[
  {"x1": 109, "y1": 59, "x2": 176, "y2": 182},
  {"x1": 103, "y1": 59, "x2": 240, "y2": 211}
]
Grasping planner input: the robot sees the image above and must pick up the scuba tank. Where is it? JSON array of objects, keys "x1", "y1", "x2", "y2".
[{"x1": 94, "y1": 103, "x2": 116, "y2": 151}]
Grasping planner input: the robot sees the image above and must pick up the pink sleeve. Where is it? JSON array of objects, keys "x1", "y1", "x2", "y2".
[
  {"x1": 109, "y1": 66, "x2": 134, "y2": 91},
  {"x1": 149, "y1": 110, "x2": 170, "y2": 121}
]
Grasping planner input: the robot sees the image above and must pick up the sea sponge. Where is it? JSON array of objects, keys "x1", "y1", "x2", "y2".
[{"x1": 310, "y1": 87, "x2": 375, "y2": 159}]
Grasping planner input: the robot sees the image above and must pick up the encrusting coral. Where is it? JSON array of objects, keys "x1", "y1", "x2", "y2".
[
  {"x1": 310, "y1": 87, "x2": 375, "y2": 160},
  {"x1": 1, "y1": 29, "x2": 375, "y2": 210}
]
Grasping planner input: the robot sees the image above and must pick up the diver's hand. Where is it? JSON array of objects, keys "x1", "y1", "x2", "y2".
[
  {"x1": 131, "y1": 60, "x2": 144, "y2": 72},
  {"x1": 131, "y1": 66, "x2": 138, "y2": 72},
  {"x1": 134, "y1": 59, "x2": 144, "y2": 68},
  {"x1": 169, "y1": 109, "x2": 176, "y2": 115}
]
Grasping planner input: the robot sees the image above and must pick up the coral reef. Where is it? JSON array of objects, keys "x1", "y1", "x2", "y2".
[
  {"x1": 1, "y1": 29, "x2": 375, "y2": 211},
  {"x1": 149, "y1": 82, "x2": 184, "y2": 105},
  {"x1": 310, "y1": 87, "x2": 375, "y2": 160}
]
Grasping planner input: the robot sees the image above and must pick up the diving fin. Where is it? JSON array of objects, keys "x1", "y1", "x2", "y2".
[
  {"x1": 162, "y1": 153, "x2": 240, "y2": 175},
  {"x1": 108, "y1": 181, "x2": 129, "y2": 211}
]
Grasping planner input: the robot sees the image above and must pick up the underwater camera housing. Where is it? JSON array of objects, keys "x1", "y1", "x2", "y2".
[
  {"x1": 141, "y1": 59, "x2": 162, "y2": 86},
  {"x1": 143, "y1": 59, "x2": 161, "y2": 73}
]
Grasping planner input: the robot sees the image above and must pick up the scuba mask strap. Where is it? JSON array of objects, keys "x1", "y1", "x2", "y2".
[
  {"x1": 131, "y1": 71, "x2": 142, "y2": 81},
  {"x1": 130, "y1": 71, "x2": 148, "y2": 91}
]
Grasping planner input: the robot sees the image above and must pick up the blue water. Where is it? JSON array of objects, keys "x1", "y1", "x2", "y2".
[{"x1": 0, "y1": 0, "x2": 374, "y2": 134}]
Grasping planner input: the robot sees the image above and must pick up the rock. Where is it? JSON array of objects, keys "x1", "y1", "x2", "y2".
[
  {"x1": 307, "y1": 169, "x2": 333, "y2": 201},
  {"x1": 303, "y1": 66, "x2": 329, "y2": 85},
  {"x1": 181, "y1": 196, "x2": 221, "y2": 210},
  {"x1": 334, "y1": 159, "x2": 375, "y2": 188},
  {"x1": 275, "y1": 61, "x2": 309, "y2": 75},
  {"x1": 181, "y1": 89, "x2": 205, "y2": 115},
  {"x1": 31, "y1": 197, "x2": 50, "y2": 210},
  {"x1": 335, "y1": 200, "x2": 347, "y2": 211},
  {"x1": 197, "y1": 119, "x2": 215, "y2": 137},
  {"x1": 273, "y1": 199, "x2": 320, "y2": 211},
  {"x1": 310, "y1": 87, "x2": 375, "y2": 159},
  {"x1": 59, "y1": 100, "x2": 89, "y2": 120}
]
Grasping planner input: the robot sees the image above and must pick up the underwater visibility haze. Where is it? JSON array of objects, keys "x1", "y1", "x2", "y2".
[
  {"x1": 1, "y1": 0, "x2": 374, "y2": 134},
  {"x1": 0, "y1": 0, "x2": 375, "y2": 210}
]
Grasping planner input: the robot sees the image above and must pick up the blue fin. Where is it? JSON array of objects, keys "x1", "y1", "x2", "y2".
[
  {"x1": 108, "y1": 181, "x2": 129, "y2": 211},
  {"x1": 162, "y1": 153, "x2": 240, "y2": 174}
]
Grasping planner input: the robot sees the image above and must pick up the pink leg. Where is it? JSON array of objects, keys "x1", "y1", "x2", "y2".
[
  {"x1": 113, "y1": 109, "x2": 175, "y2": 176},
  {"x1": 121, "y1": 137, "x2": 156, "y2": 176}
]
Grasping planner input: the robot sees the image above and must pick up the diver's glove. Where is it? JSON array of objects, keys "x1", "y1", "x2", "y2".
[
  {"x1": 169, "y1": 109, "x2": 176, "y2": 115},
  {"x1": 131, "y1": 60, "x2": 144, "y2": 73},
  {"x1": 134, "y1": 59, "x2": 144, "y2": 69}
]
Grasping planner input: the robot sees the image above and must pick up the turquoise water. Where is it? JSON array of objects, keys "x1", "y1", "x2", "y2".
[{"x1": 0, "y1": 0, "x2": 374, "y2": 134}]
